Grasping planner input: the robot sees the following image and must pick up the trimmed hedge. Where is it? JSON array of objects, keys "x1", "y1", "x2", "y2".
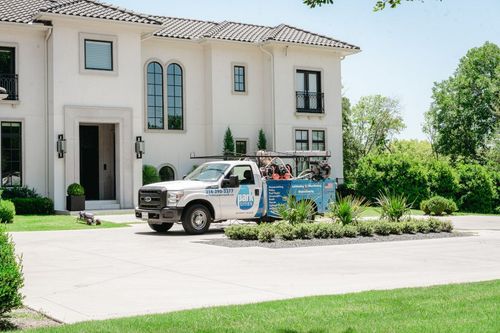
[
  {"x1": 0, "y1": 228, "x2": 24, "y2": 317},
  {"x1": 224, "y1": 219, "x2": 454, "y2": 243},
  {"x1": 1, "y1": 186, "x2": 39, "y2": 199},
  {"x1": 420, "y1": 196, "x2": 457, "y2": 216},
  {"x1": 11, "y1": 197, "x2": 54, "y2": 215},
  {"x1": 456, "y1": 163, "x2": 496, "y2": 213},
  {"x1": 0, "y1": 200, "x2": 15, "y2": 223}
]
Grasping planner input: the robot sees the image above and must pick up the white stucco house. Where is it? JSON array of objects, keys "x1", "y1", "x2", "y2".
[{"x1": 0, "y1": 0, "x2": 360, "y2": 211}]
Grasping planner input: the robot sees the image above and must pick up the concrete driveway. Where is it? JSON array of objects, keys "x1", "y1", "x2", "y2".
[{"x1": 11, "y1": 216, "x2": 500, "y2": 323}]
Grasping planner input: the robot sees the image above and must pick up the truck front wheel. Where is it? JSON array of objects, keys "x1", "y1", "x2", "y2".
[
  {"x1": 182, "y1": 204, "x2": 211, "y2": 234},
  {"x1": 148, "y1": 223, "x2": 174, "y2": 233}
]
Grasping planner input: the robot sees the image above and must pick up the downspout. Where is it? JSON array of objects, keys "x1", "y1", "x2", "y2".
[
  {"x1": 44, "y1": 26, "x2": 53, "y2": 197},
  {"x1": 259, "y1": 45, "x2": 276, "y2": 151}
]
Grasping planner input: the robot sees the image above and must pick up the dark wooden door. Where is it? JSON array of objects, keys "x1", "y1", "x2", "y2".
[{"x1": 79, "y1": 125, "x2": 99, "y2": 200}]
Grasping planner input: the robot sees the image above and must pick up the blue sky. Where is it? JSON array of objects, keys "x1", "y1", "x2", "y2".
[{"x1": 115, "y1": 0, "x2": 499, "y2": 139}]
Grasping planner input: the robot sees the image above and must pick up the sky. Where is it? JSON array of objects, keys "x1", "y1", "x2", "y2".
[{"x1": 114, "y1": 0, "x2": 499, "y2": 139}]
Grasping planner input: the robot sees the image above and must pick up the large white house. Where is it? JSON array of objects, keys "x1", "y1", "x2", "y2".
[{"x1": 0, "y1": 0, "x2": 359, "y2": 211}]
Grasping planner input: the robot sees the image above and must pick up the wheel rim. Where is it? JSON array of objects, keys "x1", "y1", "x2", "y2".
[{"x1": 191, "y1": 209, "x2": 207, "y2": 230}]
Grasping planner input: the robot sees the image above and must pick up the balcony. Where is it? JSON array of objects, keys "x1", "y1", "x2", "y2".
[
  {"x1": 0, "y1": 74, "x2": 18, "y2": 101},
  {"x1": 296, "y1": 91, "x2": 324, "y2": 114}
]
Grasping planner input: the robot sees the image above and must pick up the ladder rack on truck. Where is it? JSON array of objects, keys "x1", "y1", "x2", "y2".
[{"x1": 135, "y1": 151, "x2": 336, "y2": 234}]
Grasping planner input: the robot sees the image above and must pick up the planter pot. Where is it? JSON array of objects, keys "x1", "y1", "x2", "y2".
[{"x1": 66, "y1": 195, "x2": 85, "y2": 211}]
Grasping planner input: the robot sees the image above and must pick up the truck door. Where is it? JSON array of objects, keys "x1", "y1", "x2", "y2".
[{"x1": 219, "y1": 164, "x2": 262, "y2": 220}]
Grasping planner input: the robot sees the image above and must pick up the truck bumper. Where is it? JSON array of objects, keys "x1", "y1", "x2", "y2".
[{"x1": 135, "y1": 207, "x2": 183, "y2": 224}]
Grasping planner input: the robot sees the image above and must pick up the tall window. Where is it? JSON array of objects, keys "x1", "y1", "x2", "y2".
[
  {"x1": 233, "y1": 65, "x2": 246, "y2": 92},
  {"x1": 147, "y1": 62, "x2": 164, "y2": 129},
  {"x1": 296, "y1": 70, "x2": 323, "y2": 113},
  {"x1": 1, "y1": 122, "x2": 22, "y2": 186},
  {"x1": 0, "y1": 47, "x2": 17, "y2": 100},
  {"x1": 84, "y1": 39, "x2": 113, "y2": 71},
  {"x1": 167, "y1": 63, "x2": 183, "y2": 130},
  {"x1": 312, "y1": 130, "x2": 325, "y2": 151},
  {"x1": 235, "y1": 140, "x2": 247, "y2": 155},
  {"x1": 295, "y1": 130, "x2": 309, "y2": 151}
]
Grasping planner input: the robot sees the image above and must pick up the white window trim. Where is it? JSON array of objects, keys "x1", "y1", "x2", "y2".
[
  {"x1": 79, "y1": 33, "x2": 118, "y2": 76},
  {"x1": 231, "y1": 62, "x2": 248, "y2": 95},
  {"x1": 0, "y1": 41, "x2": 20, "y2": 104}
]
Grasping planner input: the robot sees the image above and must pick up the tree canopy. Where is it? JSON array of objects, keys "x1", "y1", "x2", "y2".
[
  {"x1": 303, "y1": 0, "x2": 432, "y2": 11},
  {"x1": 423, "y1": 42, "x2": 500, "y2": 162}
]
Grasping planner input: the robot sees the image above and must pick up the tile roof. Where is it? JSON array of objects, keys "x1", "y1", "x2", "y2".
[
  {"x1": 153, "y1": 16, "x2": 359, "y2": 50},
  {"x1": 0, "y1": 0, "x2": 358, "y2": 50},
  {"x1": 0, "y1": 0, "x2": 161, "y2": 25}
]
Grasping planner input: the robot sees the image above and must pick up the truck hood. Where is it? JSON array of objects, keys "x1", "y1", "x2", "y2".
[{"x1": 142, "y1": 180, "x2": 213, "y2": 191}]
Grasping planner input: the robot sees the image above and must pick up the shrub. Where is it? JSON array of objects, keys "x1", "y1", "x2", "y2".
[
  {"x1": 401, "y1": 221, "x2": 418, "y2": 234},
  {"x1": 356, "y1": 222, "x2": 374, "y2": 237},
  {"x1": 276, "y1": 223, "x2": 297, "y2": 241},
  {"x1": 224, "y1": 225, "x2": 258, "y2": 240},
  {"x1": 313, "y1": 223, "x2": 335, "y2": 239},
  {"x1": 67, "y1": 183, "x2": 85, "y2": 196},
  {"x1": 11, "y1": 197, "x2": 54, "y2": 215},
  {"x1": 456, "y1": 163, "x2": 496, "y2": 213},
  {"x1": 293, "y1": 223, "x2": 314, "y2": 239},
  {"x1": 415, "y1": 220, "x2": 431, "y2": 234},
  {"x1": 332, "y1": 225, "x2": 345, "y2": 238},
  {"x1": 420, "y1": 196, "x2": 457, "y2": 216},
  {"x1": 376, "y1": 192, "x2": 411, "y2": 222},
  {"x1": 258, "y1": 226, "x2": 275, "y2": 242},
  {"x1": 373, "y1": 221, "x2": 392, "y2": 236},
  {"x1": 428, "y1": 218, "x2": 443, "y2": 233},
  {"x1": 328, "y1": 195, "x2": 367, "y2": 225},
  {"x1": 426, "y1": 160, "x2": 459, "y2": 199},
  {"x1": 1, "y1": 186, "x2": 40, "y2": 199},
  {"x1": 495, "y1": 206, "x2": 500, "y2": 214},
  {"x1": 142, "y1": 165, "x2": 160, "y2": 185},
  {"x1": 276, "y1": 197, "x2": 315, "y2": 225},
  {"x1": 0, "y1": 200, "x2": 15, "y2": 223},
  {"x1": 342, "y1": 225, "x2": 358, "y2": 238},
  {"x1": 354, "y1": 153, "x2": 429, "y2": 207},
  {"x1": 0, "y1": 229, "x2": 24, "y2": 317},
  {"x1": 388, "y1": 223, "x2": 403, "y2": 235},
  {"x1": 439, "y1": 220, "x2": 454, "y2": 233}
]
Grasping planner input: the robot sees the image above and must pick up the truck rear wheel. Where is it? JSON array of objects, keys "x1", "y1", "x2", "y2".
[
  {"x1": 182, "y1": 204, "x2": 211, "y2": 234},
  {"x1": 148, "y1": 223, "x2": 174, "y2": 233}
]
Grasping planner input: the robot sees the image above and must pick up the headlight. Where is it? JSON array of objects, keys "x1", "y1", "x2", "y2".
[{"x1": 167, "y1": 191, "x2": 184, "y2": 206}]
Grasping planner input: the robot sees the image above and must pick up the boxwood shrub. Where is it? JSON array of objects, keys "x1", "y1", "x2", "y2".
[
  {"x1": 0, "y1": 228, "x2": 24, "y2": 317},
  {"x1": 0, "y1": 200, "x2": 15, "y2": 223},
  {"x1": 11, "y1": 197, "x2": 54, "y2": 215},
  {"x1": 420, "y1": 196, "x2": 457, "y2": 216}
]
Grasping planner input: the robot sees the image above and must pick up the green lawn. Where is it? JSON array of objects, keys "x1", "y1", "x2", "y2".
[
  {"x1": 15, "y1": 280, "x2": 500, "y2": 333},
  {"x1": 1, "y1": 215, "x2": 130, "y2": 232},
  {"x1": 361, "y1": 206, "x2": 425, "y2": 217}
]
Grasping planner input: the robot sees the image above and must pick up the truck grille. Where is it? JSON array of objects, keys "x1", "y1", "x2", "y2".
[{"x1": 138, "y1": 188, "x2": 165, "y2": 210}]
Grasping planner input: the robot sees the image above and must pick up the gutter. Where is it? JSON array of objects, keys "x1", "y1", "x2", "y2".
[
  {"x1": 259, "y1": 45, "x2": 276, "y2": 151},
  {"x1": 44, "y1": 26, "x2": 53, "y2": 197}
]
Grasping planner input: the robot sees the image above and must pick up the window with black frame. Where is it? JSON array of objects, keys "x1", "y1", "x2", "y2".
[
  {"x1": 84, "y1": 39, "x2": 113, "y2": 71},
  {"x1": 167, "y1": 63, "x2": 183, "y2": 130},
  {"x1": 235, "y1": 140, "x2": 247, "y2": 155},
  {"x1": 233, "y1": 65, "x2": 246, "y2": 92},
  {"x1": 295, "y1": 70, "x2": 323, "y2": 113},
  {"x1": 295, "y1": 129, "x2": 309, "y2": 151},
  {"x1": 312, "y1": 130, "x2": 325, "y2": 151},
  {"x1": 1, "y1": 122, "x2": 22, "y2": 186},
  {"x1": 147, "y1": 62, "x2": 164, "y2": 129},
  {"x1": 0, "y1": 47, "x2": 17, "y2": 100}
]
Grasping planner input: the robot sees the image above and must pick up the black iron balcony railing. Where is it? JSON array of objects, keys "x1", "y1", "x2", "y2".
[
  {"x1": 296, "y1": 91, "x2": 324, "y2": 113},
  {"x1": 0, "y1": 74, "x2": 18, "y2": 101}
]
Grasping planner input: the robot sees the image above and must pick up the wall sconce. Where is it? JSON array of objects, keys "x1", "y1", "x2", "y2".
[
  {"x1": 0, "y1": 87, "x2": 7, "y2": 100},
  {"x1": 135, "y1": 136, "x2": 145, "y2": 159},
  {"x1": 57, "y1": 134, "x2": 66, "y2": 158}
]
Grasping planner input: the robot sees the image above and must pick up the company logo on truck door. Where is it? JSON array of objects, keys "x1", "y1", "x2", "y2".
[{"x1": 236, "y1": 185, "x2": 254, "y2": 210}]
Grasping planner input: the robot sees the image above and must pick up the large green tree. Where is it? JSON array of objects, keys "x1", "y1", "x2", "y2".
[
  {"x1": 424, "y1": 42, "x2": 500, "y2": 162},
  {"x1": 342, "y1": 97, "x2": 363, "y2": 178},
  {"x1": 303, "y1": 0, "x2": 434, "y2": 11},
  {"x1": 350, "y1": 95, "x2": 405, "y2": 157}
]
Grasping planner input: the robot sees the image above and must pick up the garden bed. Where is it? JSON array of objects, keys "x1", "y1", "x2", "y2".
[{"x1": 199, "y1": 231, "x2": 471, "y2": 249}]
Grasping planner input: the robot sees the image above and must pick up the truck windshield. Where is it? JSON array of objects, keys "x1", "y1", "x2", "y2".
[{"x1": 185, "y1": 163, "x2": 230, "y2": 182}]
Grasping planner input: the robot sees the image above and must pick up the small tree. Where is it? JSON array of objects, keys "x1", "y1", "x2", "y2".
[
  {"x1": 223, "y1": 127, "x2": 235, "y2": 156},
  {"x1": 257, "y1": 129, "x2": 267, "y2": 150}
]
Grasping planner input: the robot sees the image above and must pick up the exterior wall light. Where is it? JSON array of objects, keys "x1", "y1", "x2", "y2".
[
  {"x1": 57, "y1": 134, "x2": 66, "y2": 158},
  {"x1": 0, "y1": 87, "x2": 8, "y2": 100},
  {"x1": 135, "y1": 136, "x2": 145, "y2": 159}
]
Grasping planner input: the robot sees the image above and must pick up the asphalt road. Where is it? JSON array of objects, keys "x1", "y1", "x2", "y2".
[{"x1": 11, "y1": 215, "x2": 500, "y2": 323}]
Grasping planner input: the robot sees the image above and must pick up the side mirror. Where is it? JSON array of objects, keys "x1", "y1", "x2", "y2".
[
  {"x1": 182, "y1": 175, "x2": 187, "y2": 180},
  {"x1": 222, "y1": 175, "x2": 239, "y2": 188}
]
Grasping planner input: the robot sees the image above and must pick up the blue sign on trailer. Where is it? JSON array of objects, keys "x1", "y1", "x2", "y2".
[{"x1": 265, "y1": 179, "x2": 336, "y2": 218}]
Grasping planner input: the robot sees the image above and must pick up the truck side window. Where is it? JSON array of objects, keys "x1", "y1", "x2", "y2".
[{"x1": 228, "y1": 165, "x2": 255, "y2": 185}]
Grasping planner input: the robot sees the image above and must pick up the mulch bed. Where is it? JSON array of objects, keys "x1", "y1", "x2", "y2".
[
  {"x1": 1, "y1": 307, "x2": 61, "y2": 331},
  {"x1": 196, "y1": 231, "x2": 473, "y2": 249}
]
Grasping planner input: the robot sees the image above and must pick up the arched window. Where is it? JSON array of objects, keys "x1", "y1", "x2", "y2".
[
  {"x1": 167, "y1": 63, "x2": 183, "y2": 130},
  {"x1": 159, "y1": 165, "x2": 175, "y2": 181},
  {"x1": 147, "y1": 62, "x2": 164, "y2": 129}
]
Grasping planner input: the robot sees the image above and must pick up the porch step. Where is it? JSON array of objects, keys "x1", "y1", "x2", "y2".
[{"x1": 85, "y1": 200, "x2": 121, "y2": 211}]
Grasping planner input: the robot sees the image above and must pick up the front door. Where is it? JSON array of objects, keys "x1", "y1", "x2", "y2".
[
  {"x1": 79, "y1": 125, "x2": 99, "y2": 200},
  {"x1": 219, "y1": 164, "x2": 260, "y2": 220}
]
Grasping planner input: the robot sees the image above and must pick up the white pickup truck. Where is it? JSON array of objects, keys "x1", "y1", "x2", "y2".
[{"x1": 135, "y1": 159, "x2": 336, "y2": 234}]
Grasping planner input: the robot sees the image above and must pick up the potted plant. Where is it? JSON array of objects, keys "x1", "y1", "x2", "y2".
[{"x1": 66, "y1": 183, "x2": 85, "y2": 211}]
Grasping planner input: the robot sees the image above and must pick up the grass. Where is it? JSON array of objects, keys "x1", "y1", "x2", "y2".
[
  {"x1": 12, "y1": 280, "x2": 500, "y2": 333},
  {"x1": 1, "y1": 215, "x2": 130, "y2": 232},
  {"x1": 361, "y1": 206, "x2": 424, "y2": 217}
]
